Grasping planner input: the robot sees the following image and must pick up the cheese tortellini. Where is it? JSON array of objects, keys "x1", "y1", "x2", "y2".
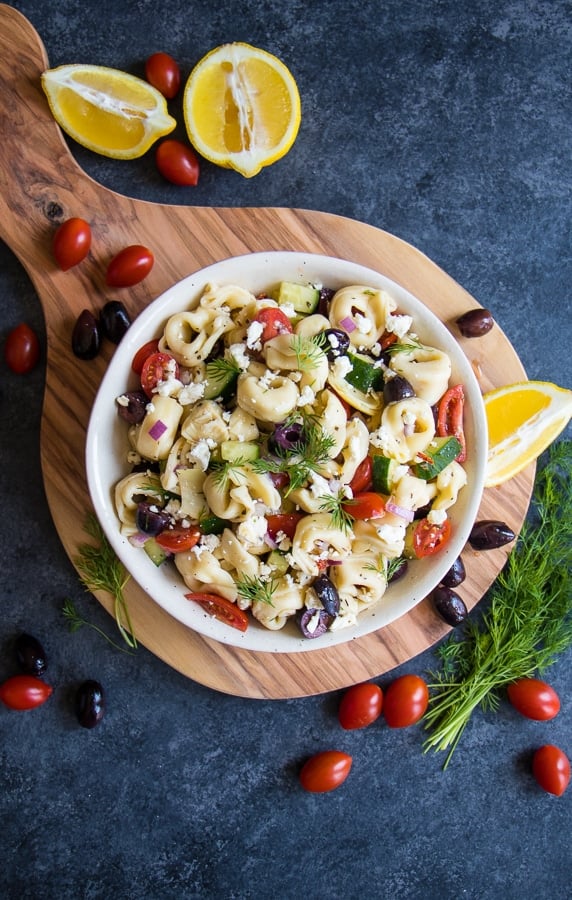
[{"x1": 113, "y1": 278, "x2": 468, "y2": 639}]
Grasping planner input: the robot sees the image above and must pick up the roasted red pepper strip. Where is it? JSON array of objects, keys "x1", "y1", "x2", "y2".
[{"x1": 437, "y1": 385, "x2": 466, "y2": 462}]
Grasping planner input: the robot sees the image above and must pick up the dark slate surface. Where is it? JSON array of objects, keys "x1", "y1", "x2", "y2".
[{"x1": 1, "y1": 1, "x2": 571, "y2": 898}]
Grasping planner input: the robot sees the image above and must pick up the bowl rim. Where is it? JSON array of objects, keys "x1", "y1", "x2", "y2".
[{"x1": 85, "y1": 250, "x2": 487, "y2": 653}]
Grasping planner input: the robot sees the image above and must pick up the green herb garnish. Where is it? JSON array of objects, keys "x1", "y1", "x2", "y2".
[
  {"x1": 253, "y1": 415, "x2": 335, "y2": 494},
  {"x1": 210, "y1": 458, "x2": 249, "y2": 490},
  {"x1": 424, "y1": 441, "x2": 572, "y2": 767},
  {"x1": 291, "y1": 334, "x2": 326, "y2": 372},
  {"x1": 236, "y1": 574, "x2": 277, "y2": 606},
  {"x1": 318, "y1": 491, "x2": 355, "y2": 534},
  {"x1": 74, "y1": 513, "x2": 137, "y2": 649},
  {"x1": 62, "y1": 598, "x2": 135, "y2": 655},
  {"x1": 385, "y1": 337, "x2": 424, "y2": 355}
]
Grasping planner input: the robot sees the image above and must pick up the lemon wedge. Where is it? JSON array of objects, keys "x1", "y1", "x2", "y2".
[
  {"x1": 41, "y1": 64, "x2": 176, "y2": 159},
  {"x1": 183, "y1": 43, "x2": 301, "y2": 178},
  {"x1": 484, "y1": 381, "x2": 572, "y2": 487}
]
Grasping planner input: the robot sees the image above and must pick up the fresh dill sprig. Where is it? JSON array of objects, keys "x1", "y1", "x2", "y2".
[
  {"x1": 62, "y1": 598, "x2": 135, "y2": 655},
  {"x1": 74, "y1": 513, "x2": 137, "y2": 650},
  {"x1": 318, "y1": 491, "x2": 355, "y2": 534},
  {"x1": 205, "y1": 356, "x2": 242, "y2": 379},
  {"x1": 423, "y1": 440, "x2": 572, "y2": 768},
  {"x1": 364, "y1": 555, "x2": 405, "y2": 581},
  {"x1": 385, "y1": 337, "x2": 424, "y2": 355},
  {"x1": 253, "y1": 416, "x2": 336, "y2": 494},
  {"x1": 236, "y1": 574, "x2": 277, "y2": 606},
  {"x1": 291, "y1": 334, "x2": 326, "y2": 372},
  {"x1": 209, "y1": 458, "x2": 249, "y2": 490}
]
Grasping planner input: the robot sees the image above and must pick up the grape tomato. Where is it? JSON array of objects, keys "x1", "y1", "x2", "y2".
[
  {"x1": 338, "y1": 682, "x2": 383, "y2": 730},
  {"x1": 155, "y1": 140, "x2": 200, "y2": 186},
  {"x1": 140, "y1": 351, "x2": 179, "y2": 397},
  {"x1": 299, "y1": 751, "x2": 352, "y2": 793},
  {"x1": 383, "y1": 674, "x2": 429, "y2": 728},
  {"x1": 106, "y1": 245, "x2": 154, "y2": 288},
  {"x1": 53, "y1": 217, "x2": 91, "y2": 271},
  {"x1": 507, "y1": 678, "x2": 560, "y2": 721},
  {"x1": 4, "y1": 323, "x2": 40, "y2": 373},
  {"x1": 145, "y1": 52, "x2": 181, "y2": 99},
  {"x1": 532, "y1": 745, "x2": 570, "y2": 796},
  {"x1": 0, "y1": 675, "x2": 53, "y2": 710}
]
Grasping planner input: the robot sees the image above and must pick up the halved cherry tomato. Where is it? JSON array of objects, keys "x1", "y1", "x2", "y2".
[
  {"x1": 412, "y1": 517, "x2": 452, "y2": 558},
  {"x1": 131, "y1": 339, "x2": 160, "y2": 374},
  {"x1": 0, "y1": 675, "x2": 53, "y2": 710},
  {"x1": 343, "y1": 491, "x2": 386, "y2": 520},
  {"x1": 348, "y1": 456, "x2": 373, "y2": 494},
  {"x1": 254, "y1": 307, "x2": 294, "y2": 343},
  {"x1": 532, "y1": 745, "x2": 570, "y2": 796},
  {"x1": 4, "y1": 323, "x2": 40, "y2": 374},
  {"x1": 145, "y1": 52, "x2": 181, "y2": 99},
  {"x1": 106, "y1": 245, "x2": 154, "y2": 288},
  {"x1": 507, "y1": 678, "x2": 561, "y2": 721},
  {"x1": 140, "y1": 351, "x2": 179, "y2": 397},
  {"x1": 156, "y1": 139, "x2": 200, "y2": 186},
  {"x1": 437, "y1": 384, "x2": 466, "y2": 462},
  {"x1": 266, "y1": 513, "x2": 304, "y2": 541},
  {"x1": 383, "y1": 674, "x2": 429, "y2": 728},
  {"x1": 156, "y1": 525, "x2": 201, "y2": 553},
  {"x1": 185, "y1": 592, "x2": 249, "y2": 632},
  {"x1": 53, "y1": 217, "x2": 91, "y2": 271},
  {"x1": 299, "y1": 751, "x2": 353, "y2": 793},
  {"x1": 338, "y1": 682, "x2": 383, "y2": 730}
]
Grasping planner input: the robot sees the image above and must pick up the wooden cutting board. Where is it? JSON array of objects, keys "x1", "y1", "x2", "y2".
[{"x1": 0, "y1": 4, "x2": 533, "y2": 698}]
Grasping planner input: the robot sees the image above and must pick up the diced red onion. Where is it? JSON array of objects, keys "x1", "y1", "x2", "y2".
[
  {"x1": 324, "y1": 559, "x2": 343, "y2": 566},
  {"x1": 385, "y1": 499, "x2": 415, "y2": 522},
  {"x1": 339, "y1": 316, "x2": 357, "y2": 333},
  {"x1": 128, "y1": 532, "x2": 149, "y2": 547},
  {"x1": 264, "y1": 533, "x2": 278, "y2": 550},
  {"x1": 148, "y1": 419, "x2": 167, "y2": 440}
]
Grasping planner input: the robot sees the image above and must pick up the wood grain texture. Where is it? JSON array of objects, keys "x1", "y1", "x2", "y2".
[{"x1": 0, "y1": 4, "x2": 533, "y2": 698}]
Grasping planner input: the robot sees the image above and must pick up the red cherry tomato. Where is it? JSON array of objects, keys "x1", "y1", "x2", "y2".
[
  {"x1": 532, "y1": 745, "x2": 570, "y2": 796},
  {"x1": 185, "y1": 592, "x2": 249, "y2": 632},
  {"x1": 265, "y1": 513, "x2": 304, "y2": 541},
  {"x1": 253, "y1": 307, "x2": 294, "y2": 343},
  {"x1": 53, "y1": 217, "x2": 92, "y2": 271},
  {"x1": 145, "y1": 52, "x2": 181, "y2": 99},
  {"x1": 348, "y1": 456, "x2": 373, "y2": 494},
  {"x1": 343, "y1": 491, "x2": 386, "y2": 520},
  {"x1": 338, "y1": 682, "x2": 383, "y2": 730},
  {"x1": 0, "y1": 675, "x2": 53, "y2": 710},
  {"x1": 437, "y1": 384, "x2": 466, "y2": 462},
  {"x1": 131, "y1": 339, "x2": 160, "y2": 374},
  {"x1": 140, "y1": 351, "x2": 179, "y2": 397},
  {"x1": 383, "y1": 674, "x2": 429, "y2": 728},
  {"x1": 155, "y1": 139, "x2": 200, "y2": 186},
  {"x1": 156, "y1": 525, "x2": 201, "y2": 553},
  {"x1": 412, "y1": 517, "x2": 452, "y2": 558},
  {"x1": 299, "y1": 751, "x2": 353, "y2": 793},
  {"x1": 4, "y1": 323, "x2": 40, "y2": 373},
  {"x1": 507, "y1": 678, "x2": 561, "y2": 721},
  {"x1": 106, "y1": 245, "x2": 154, "y2": 288}
]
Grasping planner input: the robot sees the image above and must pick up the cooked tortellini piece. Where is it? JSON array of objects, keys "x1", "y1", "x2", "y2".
[{"x1": 113, "y1": 278, "x2": 469, "y2": 638}]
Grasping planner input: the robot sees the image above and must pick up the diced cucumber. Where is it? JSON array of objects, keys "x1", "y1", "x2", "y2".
[
  {"x1": 266, "y1": 550, "x2": 290, "y2": 577},
  {"x1": 220, "y1": 440, "x2": 260, "y2": 462},
  {"x1": 344, "y1": 352, "x2": 385, "y2": 394},
  {"x1": 203, "y1": 365, "x2": 239, "y2": 401},
  {"x1": 199, "y1": 513, "x2": 227, "y2": 535},
  {"x1": 273, "y1": 281, "x2": 319, "y2": 314},
  {"x1": 372, "y1": 455, "x2": 400, "y2": 494},
  {"x1": 144, "y1": 537, "x2": 169, "y2": 567},
  {"x1": 413, "y1": 436, "x2": 463, "y2": 481}
]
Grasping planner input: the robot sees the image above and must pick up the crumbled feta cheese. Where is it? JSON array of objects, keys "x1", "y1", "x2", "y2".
[
  {"x1": 228, "y1": 343, "x2": 251, "y2": 371},
  {"x1": 279, "y1": 303, "x2": 297, "y2": 319},
  {"x1": 375, "y1": 524, "x2": 406, "y2": 543},
  {"x1": 154, "y1": 377, "x2": 184, "y2": 397},
  {"x1": 386, "y1": 313, "x2": 413, "y2": 338},
  {"x1": 327, "y1": 333, "x2": 340, "y2": 350},
  {"x1": 354, "y1": 313, "x2": 372, "y2": 333},
  {"x1": 428, "y1": 508, "x2": 448, "y2": 525},
  {"x1": 237, "y1": 515, "x2": 268, "y2": 545},
  {"x1": 297, "y1": 385, "x2": 315, "y2": 407},
  {"x1": 369, "y1": 428, "x2": 395, "y2": 451},
  {"x1": 200, "y1": 533, "x2": 221, "y2": 552},
  {"x1": 275, "y1": 531, "x2": 292, "y2": 552},
  {"x1": 370, "y1": 342, "x2": 382, "y2": 358},
  {"x1": 178, "y1": 382, "x2": 205, "y2": 405},
  {"x1": 308, "y1": 472, "x2": 333, "y2": 498},
  {"x1": 333, "y1": 355, "x2": 353, "y2": 379},
  {"x1": 116, "y1": 394, "x2": 130, "y2": 407},
  {"x1": 189, "y1": 439, "x2": 212, "y2": 472},
  {"x1": 246, "y1": 320, "x2": 264, "y2": 350}
]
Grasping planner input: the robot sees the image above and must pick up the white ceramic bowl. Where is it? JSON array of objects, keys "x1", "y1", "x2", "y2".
[{"x1": 86, "y1": 252, "x2": 487, "y2": 652}]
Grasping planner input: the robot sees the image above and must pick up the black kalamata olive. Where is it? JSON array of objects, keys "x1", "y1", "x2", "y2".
[
  {"x1": 116, "y1": 390, "x2": 148, "y2": 425},
  {"x1": 75, "y1": 679, "x2": 105, "y2": 729},
  {"x1": 297, "y1": 608, "x2": 332, "y2": 639},
  {"x1": 456, "y1": 308, "x2": 494, "y2": 338},
  {"x1": 72, "y1": 309, "x2": 101, "y2": 360},
  {"x1": 441, "y1": 556, "x2": 466, "y2": 587},
  {"x1": 469, "y1": 520, "x2": 516, "y2": 551},
  {"x1": 268, "y1": 422, "x2": 305, "y2": 454},
  {"x1": 311, "y1": 573, "x2": 340, "y2": 617},
  {"x1": 136, "y1": 501, "x2": 170, "y2": 536},
  {"x1": 321, "y1": 328, "x2": 351, "y2": 361},
  {"x1": 383, "y1": 374, "x2": 415, "y2": 404},
  {"x1": 318, "y1": 287, "x2": 335, "y2": 316},
  {"x1": 388, "y1": 559, "x2": 409, "y2": 583},
  {"x1": 14, "y1": 633, "x2": 48, "y2": 676},
  {"x1": 432, "y1": 586, "x2": 468, "y2": 626},
  {"x1": 100, "y1": 300, "x2": 131, "y2": 344}
]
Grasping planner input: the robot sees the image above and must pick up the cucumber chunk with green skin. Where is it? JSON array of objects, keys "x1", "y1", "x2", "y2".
[
  {"x1": 202, "y1": 366, "x2": 239, "y2": 401},
  {"x1": 143, "y1": 537, "x2": 169, "y2": 566},
  {"x1": 199, "y1": 513, "x2": 227, "y2": 535},
  {"x1": 372, "y1": 455, "x2": 400, "y2": 494},
  {"x1": 344, "y1": 352, "x2": 385, "y2": 394},
  {"x1": 273, "y1": 281, "x2": 319, "y2": 314},
  {"x1": 220, "y1": 440, "x2": 260, "y2": 462},
  {"x1": 413, "y1": 436, "x2": 463, "y2": 480},
  {"x1": 266, "y1": 550, "x2": 290, "y2": 576}
]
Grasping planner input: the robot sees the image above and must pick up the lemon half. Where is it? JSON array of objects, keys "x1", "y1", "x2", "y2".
[
  {"x1": 183, "y1": 43, "x2": 301, "y2": 178},
  {"x1": 484, "y1": 380, "x2": 572, "y2": 487},
  {"x1": 41, "y1": 64, "x2": 176, "y2": 159}
]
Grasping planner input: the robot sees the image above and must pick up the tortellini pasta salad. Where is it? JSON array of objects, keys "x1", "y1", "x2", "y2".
[{"x1": 113, "y1": 280, "x2": 468, "y2": 638}]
